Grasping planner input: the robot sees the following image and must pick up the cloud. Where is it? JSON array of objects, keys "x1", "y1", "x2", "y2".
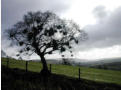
[
  {"x1": 2, "y1": 0, "x2": 72, "y2": 30},
  {"x1": 75, "y1": 6, "x2": 121, "y2": 51},
  {"x1": 2, "y1": 1, "x2": 121, "y2": 59},
  {"x1": 92, "y1": 5, "x2": 109, "y2": 22},
  {"x1": 76, "y1": 45, "x2": 121, "y2": 60}
]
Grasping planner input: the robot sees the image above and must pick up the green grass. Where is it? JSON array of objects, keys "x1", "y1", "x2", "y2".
[{"x1": 1, "y1": 58, "x2": 121, "y2": 85}]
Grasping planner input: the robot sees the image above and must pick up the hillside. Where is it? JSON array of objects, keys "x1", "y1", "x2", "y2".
[
  {"x1": 1, "y1": 57, "x2": 121, "y2": 86},
  {"x1": 2, "y1": 65, "x2": 121, "y2": 90}
]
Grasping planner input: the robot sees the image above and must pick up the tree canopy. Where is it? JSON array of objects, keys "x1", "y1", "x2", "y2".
[{"x1": 7, "y1": 11, "x2": 87, "y2": 72}]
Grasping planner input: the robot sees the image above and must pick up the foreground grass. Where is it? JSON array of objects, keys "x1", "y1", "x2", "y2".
[{"x1": 1, "y1": 58, "x2": 121, "y2": 85}]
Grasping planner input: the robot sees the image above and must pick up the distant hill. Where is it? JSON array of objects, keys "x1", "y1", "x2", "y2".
[
  {"x1": 30, "y1": 57, "x2": 121, "y2": 64},
  {"x1": 39, "y1": 57, "x2": 121, "y2": 71},
  {"x1": 76, "y1": 57, "x2": 121, "y2": 66},
  {"x1": 87, "y1": 58, "x2": 121, "y2": 71}
]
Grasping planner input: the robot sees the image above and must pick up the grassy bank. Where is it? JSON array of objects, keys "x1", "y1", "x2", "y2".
[
  {"x1": 2, "y1": 65, "x2": 121, "y2": 90},
  {"x1": 1, "y1": 58, "x2": 121, "y2": 85}
]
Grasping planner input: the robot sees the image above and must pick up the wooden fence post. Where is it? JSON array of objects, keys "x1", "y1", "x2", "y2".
[
  {"x1": 49, "y1": 64, "x2": 52, "y2": 73},
  {"x1": 79, "y1": 68, "x2": 80, "y2": 80},
  {"x1": 7, "y1": 58, "x2": 9, "y2": 68},
  {"x1": 26, "y1": 61, "x2": 28, "y2": 72}
]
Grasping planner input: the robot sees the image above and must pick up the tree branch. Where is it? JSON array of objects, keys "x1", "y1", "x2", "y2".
[{"x1": 44, "y1": 49, "x2": 55, "y2": 55}]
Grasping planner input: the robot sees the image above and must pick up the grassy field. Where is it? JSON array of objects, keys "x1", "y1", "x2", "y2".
[{"x1": 1, "y1": 58, "x2": 121, "y2": 85}]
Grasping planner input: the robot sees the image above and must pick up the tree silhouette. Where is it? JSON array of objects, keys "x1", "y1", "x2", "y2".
[{"x1": 7, "y1": 11, "x2": 87, "y2": 74}]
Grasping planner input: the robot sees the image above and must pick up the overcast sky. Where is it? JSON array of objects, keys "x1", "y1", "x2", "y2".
[{"x1": 1, "y1": 0, "x2": 121, "y2": 60}]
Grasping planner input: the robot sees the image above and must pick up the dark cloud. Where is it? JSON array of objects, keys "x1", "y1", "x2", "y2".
[
  {"x1": 93, "y1": 5, "x2": 109, "y2": 21},
  {"x1": 2, "y1": 0, "x2": 71, "y2": 30},
  {"x1": 76, "y1": 6, "x2": 121, "y2": 51}
]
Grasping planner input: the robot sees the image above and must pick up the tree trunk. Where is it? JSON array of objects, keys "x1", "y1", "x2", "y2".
[
  {"x1": 41, "y1": 55, "x2": 48, "y2": 70},
  {"x1": 40, "y1": 55, "x2": 50, "y2": 75}
]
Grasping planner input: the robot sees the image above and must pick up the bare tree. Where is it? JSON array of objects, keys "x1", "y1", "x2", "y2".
[{"x1": 7, "y1": 11, "x2": 87, "y2": 74}]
